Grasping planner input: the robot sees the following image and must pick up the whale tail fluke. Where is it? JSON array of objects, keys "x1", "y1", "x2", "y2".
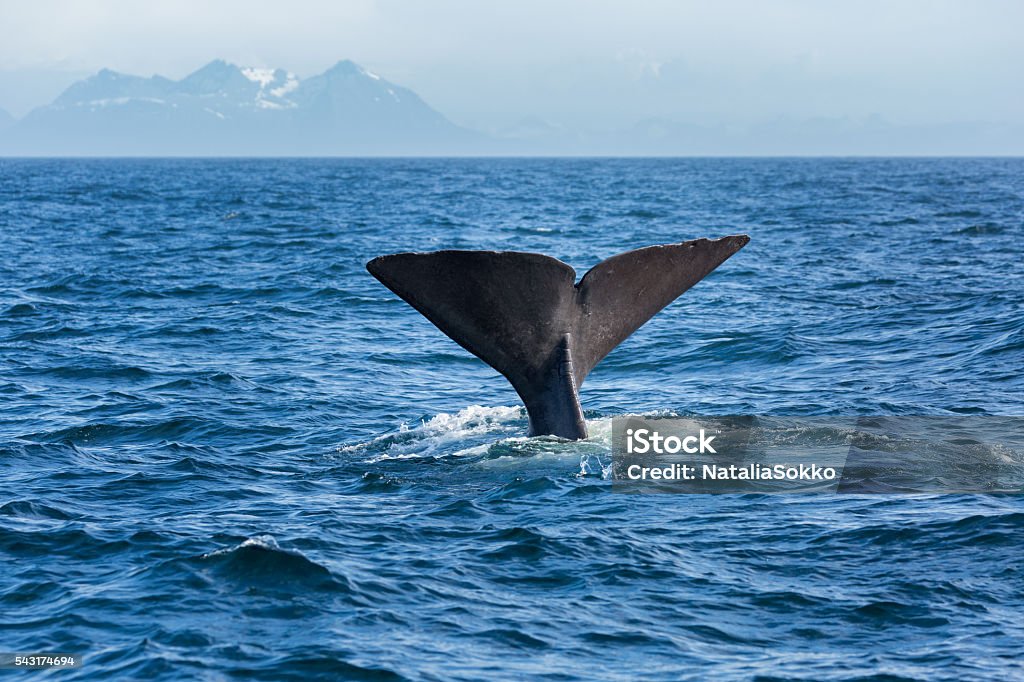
[{"x1": 366, "y1": 235, "x2": 749, "y2": 439}]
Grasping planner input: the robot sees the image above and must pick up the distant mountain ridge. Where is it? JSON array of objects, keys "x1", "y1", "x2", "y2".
[
  {"x1": 2, "y1": 60, "x2": 478, "y2": 155},
  {"x1": 2, "y1": 60, "x2": 1019, "y2": 155}
]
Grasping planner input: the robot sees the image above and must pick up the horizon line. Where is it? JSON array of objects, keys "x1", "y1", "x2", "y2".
[{"x1": 2, "y1": 154, "x2": 1023, "y2": 161}]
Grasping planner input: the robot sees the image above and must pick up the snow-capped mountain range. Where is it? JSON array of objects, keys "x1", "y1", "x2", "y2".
[{"x1": 2, "y1": 60, "x2": 478, "y2": 155}]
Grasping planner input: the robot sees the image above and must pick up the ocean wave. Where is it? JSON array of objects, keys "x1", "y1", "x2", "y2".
[
  {"x1": 0, "y1": 500, "x2": 75, "y2": 520},
  {"x1": 29, "y1": 416, "x2": 224, "y2": 446},
  {"x1": 198, "y1": 535, "x2": 349, "y2": 592}
]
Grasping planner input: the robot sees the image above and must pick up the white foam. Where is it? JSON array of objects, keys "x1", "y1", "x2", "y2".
[
  {"x1": 578, "y1": 453, "x2": 613, "y2": 479},
  {"x1": 201, "y1": 534, "x2": 278, "y2": 558},
  {"x1": 338, "y1": 405, "x2": 683, "y2": 463},
  {"x1": 337, "y1": 405, "x2": 674, "y2": 467},
  {"x1": 418, "y1": 404, "x2": 522, "y2": 434},
  {"x1": 338, "y1": 405, "x2": 526, "y2": 462}
]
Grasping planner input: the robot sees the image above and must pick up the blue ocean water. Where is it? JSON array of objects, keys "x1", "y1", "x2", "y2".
[{"x1": 1, "y1": 158, "x2": 1022, "y2": 680}]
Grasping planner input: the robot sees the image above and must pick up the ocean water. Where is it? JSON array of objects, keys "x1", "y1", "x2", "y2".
[{"x1": 1, "y1": 157, "x2": 1022, "y2": 680}]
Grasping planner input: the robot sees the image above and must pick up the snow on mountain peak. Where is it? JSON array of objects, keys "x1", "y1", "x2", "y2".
[
  {"x1": 236, "y1": 67, "x2": 300, "y2": 109},
  {"x1": 241, "y1": 67, "x2": 276, "y2": 88},
  {"x1": 269, "y1": 73, "x2": 299, "y2": 98}
]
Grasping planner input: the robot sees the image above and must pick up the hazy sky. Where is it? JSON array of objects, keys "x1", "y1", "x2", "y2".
[{"x1": 1, "y1": 0, "x2": 1021, "y2": 132}]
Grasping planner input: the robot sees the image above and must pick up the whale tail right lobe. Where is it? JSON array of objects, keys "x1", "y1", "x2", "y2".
[{"x1": 366, "y1": 235, "x2": 749, "y2": 439}]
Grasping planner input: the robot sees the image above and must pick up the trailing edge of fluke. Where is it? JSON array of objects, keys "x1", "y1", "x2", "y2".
[{"x1": 366, "y1": 235, "x2": 750, "y2": 440}]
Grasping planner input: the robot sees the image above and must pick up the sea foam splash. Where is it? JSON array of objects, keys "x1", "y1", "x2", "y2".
[{"x1": 337, "y1": 405, "x2": 528, "y2": 462}]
